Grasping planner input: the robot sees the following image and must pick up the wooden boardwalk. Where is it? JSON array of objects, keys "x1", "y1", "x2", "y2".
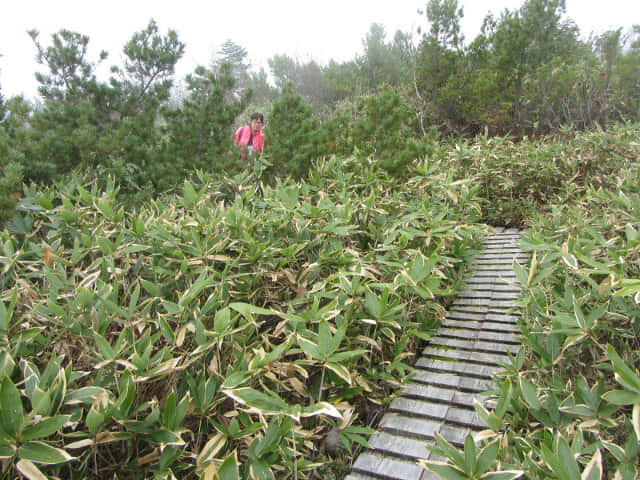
[{"x1": 346, "y1": 228, "x2": 527, "y2": 480}]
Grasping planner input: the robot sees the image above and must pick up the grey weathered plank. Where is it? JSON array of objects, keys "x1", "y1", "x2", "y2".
[
  {"x1": 467, "y1": 271, "x2": 518, "y2": 280},
  {"x1": 469, "y1": 262, "x2": 520, "y2": 272},
  {"x1": 380, "y1": 413, "x2": 473, "y2": 447},
  {"x1": 352, "y1": 451, "x2": 424, "y2": 480},
  {"x1": 345, "y1": 473, "x2": 385, "y2": 480},
  {"x1": 390, "y1": 397, "x2": 487, "y2": 429},
  {"x1": 401, "y1": 383, "x2": 493, "y2": 408},
  {"x1": 457, "y1": 290, "x2": 520, "y2": 300},
  {"x1": 422, "y1": 346, "x2": 512, "y2": 365},
  {"x1": 485, "y1": 312, "x2": 521, "y2": 323},
  {"x1": 415, "y1": 357, "x2": 506, "y2": 378},
  {"x1": 452, "y1": 298, "x2": 517, "y2": 309},
  {"x1": 441, "y1": 318, "x2": 520, "y2": 333},
  {"x1": 367, "y1": 431, "x2": 434, "y2": 460},
  {"x1": 429, "y1": 337, "x2": 520, "y2": 354},
  {"x1": 436, "y1": 327, "x2": 520, "y2": 344},
  {"x1": 409, "y1": 370, "x2": 494, "y2": 392}
]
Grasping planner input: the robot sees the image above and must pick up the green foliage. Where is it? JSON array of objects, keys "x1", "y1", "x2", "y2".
[
  {"x1": 325, "y1": 86, "x2": 427, "y2": 175},
  {"x1": 164, "y1": 62, "x2": 250, "y2": 181},
  {"x1": 266, "y1": 84, "x2": 322, "y2": 178},
  {"x1": 0, "y1": 151, "x2": 483, "y2": 478},
  {"x1": 423, "y1": 124, "x2": 640, "y2": 480}
]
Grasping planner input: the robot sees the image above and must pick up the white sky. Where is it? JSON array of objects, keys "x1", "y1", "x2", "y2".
[{"x1": 1, "y1": 0, "x2": 638, "y2": 99}]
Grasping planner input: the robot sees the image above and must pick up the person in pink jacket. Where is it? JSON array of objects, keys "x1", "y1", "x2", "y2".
[{"x1": 233, "y1": 112, "x2": 265, "y2": 161}]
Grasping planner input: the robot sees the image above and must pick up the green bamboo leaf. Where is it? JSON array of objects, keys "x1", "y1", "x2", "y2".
[
  {"x1": 140, "y1": 278, "x2": 162, "y2": 297},
  {"x1": 15, "y1": 459, "x2": 47, "y2": 480},
  {"x1": 581, "y1": 450, "x2": 602, "y2": 480},
  {"x1": 183, "y1": 180, "x2": 197, "y2": 208},
  {"x1": 18, "y1": 441, "x2": 74, "y2": 465},
  {"x1": 328, "y1": 324, "x2": 347, "y2": 355},
  {"x1": 572, "y1": 294, "x2": 585, "y2": 330},
  {"x1": 602, "y1": 390, "x2": 640, "y2": 405},
  {"x1": 562, "y1": 253, "x2": 578, "y2": 270},
  {"x1": 557, "y1": 437, "x2": 580, "y2": 480},
  {"x1": 633, "y1": 403, "x2": 640, "y2": 442},
  {"x1": 93, "y1": 333, "x2": 115, "y2": 361},
  {"x1": 0, "y1": 377, "x2": 24, "y2": 438},
  {"x1": 432, "y1": 430, "x2": 465, "y2": 468},
  {"x1": 326, "y1": 362, "x2": 352, "y2": 384},
  {"x1": 127, "y1": 283, "x2": 141, "y2": 319},
  {"x1": 513, "y1": 259, "x2": 528, "y2": 286},
  {"x1": 614, "y1": 280, "x2": 640, "y2": 297},
  {"x1": 0, "y1": 301, "x2": 7, "y2": 332},
  {"x1": 607, "y1": 345, "x2": 640, "y2": 394},
  {"x1": 476, "y1": 442, "x2": 500, "y2": 477},
  {"x1": 297, "y1": 335, "x2": 322, "y2": 361},
  {"x1": 474, "y1": 400, "x2": 503, "y2": 431},
  {"x1": 223, "y1": 388, "x2": 293, "y2": 418},
  {"x1": 301, "y1": 402, "x2": 341, "y2": 418},
  {"x1": 0, "y1": 351, "x2": 15, "y2": 379},
  {"x1": 318, "y1": 321, "x2": 331, "y2": 359},
  {"x1": 519, "y1": 377, "x2": 542, "y2": 410},
  {"x1": 464, "y1": 433, "x2": 477, "y2": 476},
  {"x1": 328, "y1": 349, "x2": 367, "y2": 363},
  {"x1": 21, "y1": 416, "x2": 70, "y2": 442},
  {"x1": 480, "y1": 471, "x2": 524, "y2": 480},
  {"x1": 162, "y1": 393, "x2": 177, "y2": 430},
  {"x1": 422, "y1": 460, "x2": 468, "y2": 480},
  {"x1": 216, "y1": 451, "x2": 240, "y2": 480}
]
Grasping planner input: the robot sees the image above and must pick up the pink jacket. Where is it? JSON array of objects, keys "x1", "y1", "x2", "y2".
[{"x1": 234, "y1": 125, "x2": 265, "y2": 153}]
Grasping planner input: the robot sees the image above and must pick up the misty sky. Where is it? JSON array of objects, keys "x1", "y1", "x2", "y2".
[{"x1": 1, "y1": 0, "x2": 638, "y2": 99}]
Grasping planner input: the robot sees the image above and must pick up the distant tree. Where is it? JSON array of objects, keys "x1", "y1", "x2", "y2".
[
  {"x1": 266, "y1": 83, "x2": 322, "y2": 178},
  {"x1": 424, "y1": 0, "x2": 464, "y2": 49},
  {"x1": 415, "y1": 0, "x2": 467, "y2": 131},
  {"x1": 323, "y1": 59, "x2": 363, "y2": 103},
  {"x1": 164, "y1": 62, "x2": 250, "y2": 179},
  {"x1": 246, "y1": 67, "x2": 277, "y2": 105},
  {"x1": 214, "y1": 39, "x2": 251, "y2": 96},
  {"x1": 268, "y1": 54, "x2": 298, "y2": 92},
  {"x1": 0, "y1": 85, "x2": 5, "y2": 122},
  {"x1": 359, "y1": 23, "x2": 405, "y2": 91},
  {"x1": 483, "y1": 0, "x2": 580, "y2": 128},
  {"x1": 25, "y1": 29, "x2": 109, "y2": 178},
  {"x1": 296, "y1": 60, "x2": 329, "y2": 108},
  {"x1": 111, "y1": 19, "x2": 185, "y2": 115}
]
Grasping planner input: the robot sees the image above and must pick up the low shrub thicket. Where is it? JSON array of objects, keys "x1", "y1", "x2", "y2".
[
  {"x1": 0, "y1": 156, "x2": 483, "y2": 479},
  {"x1": 422, "y1": 125, "x2": 640, "y2": 479}
]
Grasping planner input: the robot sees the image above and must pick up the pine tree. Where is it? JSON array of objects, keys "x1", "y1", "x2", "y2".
[
  {"x1": 214, "y1": 39, "x2": 250, "y2": 96},
  {"x1": 267, "y1": 84, "x2": 322, "y2": 178}
]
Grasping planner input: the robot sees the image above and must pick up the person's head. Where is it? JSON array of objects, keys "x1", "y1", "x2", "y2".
[{"x1": 250, "y1": 112, "x2": 264, "y2": 132}]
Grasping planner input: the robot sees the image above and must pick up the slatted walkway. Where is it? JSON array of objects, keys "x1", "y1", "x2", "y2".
[{"x1": 346, "y1": 228, "x2": 528, "y2": 480}]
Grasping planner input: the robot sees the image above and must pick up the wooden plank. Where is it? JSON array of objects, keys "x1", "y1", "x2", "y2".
[
  {"x1": 409, "y1": 370, "x2": 494, "y2": 393},
  {"x1": 465, "y1": 277, "x2": 520, "y2": 287},
  {"x1": 441, "y1": 318, "x2": 520, "y2": 333},
  {"x1": 345, "y1": 473, "x2": 384, "y2": 480},
  {"x1": 485, "y1": 312, "x2": 521, "y2": 323},
  {"x1": 368, "y1": 431, "x2": 434, "y2": 460},
  {"x1": 457, "y1": 290, "x2": 520, "y2": 300},
  {"x1": 422, "y1": 346, "x2": 512, "y2": 365},
  {"x1": 470, "y1": 264, "x2": 521, "y2": 272},
  {"x1": 380, "y1": 413, "x2": 472, "y2": 448},
  {"x1": 436, "y1": 327, "x2": 520, "y2": 344},
  {"x1": 429, "y1": 337, "x2": 520, "y2": 354},
  {"x1": 390, "y1": 397, "x2": 487, "y2": 429},
  {"x1": 452, "y1": 299, "x2": 517, "y2": 310},
  {"x1": 352, "y1": 451, "x2": 424, "y2": 480},
  {"x1": 467, "y1": 271, "x2": 518, "y2": 280},
  {"x1": 415, "y1": 357, "x2": 504, "y2": 378}
]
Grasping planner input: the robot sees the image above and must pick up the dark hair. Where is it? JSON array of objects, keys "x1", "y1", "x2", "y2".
[{"x1": 250, "y1": 112, "x2": 264, "y2": 122}]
